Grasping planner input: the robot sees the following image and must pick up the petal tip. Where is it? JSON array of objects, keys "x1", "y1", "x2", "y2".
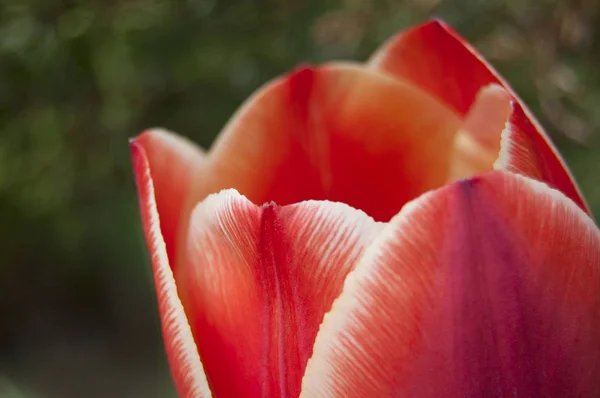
[
  {"x1": 289, "y1": 63, "x2": 315, "y2": 74},
  {"x1": 129, "y1": 138, "x2": 146, "y2": 178},
  {"x1": 287, "y1": 64, "x2": 317, "y2": 101},
  {"x1": 480, "y1": 83, "x2": 511, "y2": 98},
  {"x1": 428, "y1": 16, "x2": 447, "y2": 26}
]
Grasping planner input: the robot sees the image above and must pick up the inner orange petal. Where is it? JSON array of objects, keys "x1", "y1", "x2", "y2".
[
  {"x1": 450, "y1": 84, "x2": 513, "y2": 181},
  {"x1": 206, "y1": 63, "x2": 463, "y2": 222}
]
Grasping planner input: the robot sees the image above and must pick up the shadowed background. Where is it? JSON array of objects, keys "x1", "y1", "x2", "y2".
[{"x1": 1, "y1": 0, "x2": 599, "y2": 397}]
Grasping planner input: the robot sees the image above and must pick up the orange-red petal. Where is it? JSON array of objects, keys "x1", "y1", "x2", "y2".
[
  {"x1": 206, "y1": 62, "x2": 461, "y2": 222},
  {"x1": 132, "y1": 129, "x2": 208, "y2": 272},
  {"x1": 180, "y1": 191, "x2": 381, "y2": 398},
  {"x1": 368, "y1": 19, "x2": 512, "y2": 116},
  {"x1": 302, "y1": 171, "x2": 600, "y2": 397},
  {"x1": 130, "y1": 141, "x2": 212, "y2": 398},
  {"x1": 368, "y1": 19, "x2": 589, "y2": 214}
]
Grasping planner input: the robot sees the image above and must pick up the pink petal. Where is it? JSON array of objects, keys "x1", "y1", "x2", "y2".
[
  {"x1": 180, "y1": 190, "x2": 381, "y2": 398},
  {"x1": 369, "y1": 19, "x2": 589, "y2": 214},
  {"x1": 131, "y1": 129, "x2": 208, "y2": 272},
  {"x1": 130, "y1": 141, "x2": 212, "y2": 398},
  {"x1": 302, "y1": 171, "x2": 600, "y2": 397},
  {"x1": 206, "y1": 62, "x2": 461, "y2": 222}
]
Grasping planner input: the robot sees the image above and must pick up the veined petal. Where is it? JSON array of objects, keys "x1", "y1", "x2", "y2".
[
  {"x1": 179, "y1": 190, "x2": 381, "y2": 398},
  {"x1": 130, "y1": 141, "x2": 212, "y2": 398},
  {"x1": 302, "y1": 171, "x2": 600, "y2": 397},
  {"x1": 131, "y1": 129, "x2": 208, "y2": 272},
  {"x1": 206, "y1": 62, "x2": 461, "y2": 222},
  {"x1": 368, "y1": 19, "x2": 589, "y2": 214}
]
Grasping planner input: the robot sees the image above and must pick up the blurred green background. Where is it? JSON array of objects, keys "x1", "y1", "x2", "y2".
[{"x1": 0, "y1": 0, "x2": 598, "y2": 397}]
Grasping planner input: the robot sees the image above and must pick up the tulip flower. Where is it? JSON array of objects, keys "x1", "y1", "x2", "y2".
[{"x1": 131, "y1": 20, "x2": 600, "y2": 397}]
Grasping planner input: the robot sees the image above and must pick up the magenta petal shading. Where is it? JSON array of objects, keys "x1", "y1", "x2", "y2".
[{"x1": 302, "y1": 171, "x2": 600, "y2": 398}]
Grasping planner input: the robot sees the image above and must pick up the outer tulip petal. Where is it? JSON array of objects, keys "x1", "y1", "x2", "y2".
[
  {"x1": 302, "y1": 171, "x2": 600, "y2": 397},
  {"x1": 130, "y1": 141, "x2": 212, "y2": 398},
  {"x1": 180, "y1": 190, "x2": 381, "y2": 398},
  {"x1": 496, "y1": 101, "x2": 591, "y2": 214},
  {"x1": 368, "y1": 19, "x2": 589, "y2": 214},
  {"x1": 206, "y1": 62, "x2": 461, "y2": 222},
  {"x1": 132, "y1": 129, "x2": 208, "y2": 272},
  {"x1": 368, "y1": 19, "x2": 513, "y2": 115}
]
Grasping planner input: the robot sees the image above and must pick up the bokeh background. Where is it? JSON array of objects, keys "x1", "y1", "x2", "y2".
[{"x1": 1, "y1": 0, "x2": 599, "y2": 396}]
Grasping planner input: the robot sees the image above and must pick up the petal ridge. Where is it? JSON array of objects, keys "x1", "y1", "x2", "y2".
[{"x1": 182, "y1": 190, "x2": 381, "y2": 398}]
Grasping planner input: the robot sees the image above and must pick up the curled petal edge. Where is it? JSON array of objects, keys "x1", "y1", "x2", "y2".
[{"x1": 130, "y1": 141, "x2": 212, "y2": 398}]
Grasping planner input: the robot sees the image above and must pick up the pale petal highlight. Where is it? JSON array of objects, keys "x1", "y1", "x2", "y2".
[{"x1": 450, "y1": 84, "x2": 512, "y2": 180}]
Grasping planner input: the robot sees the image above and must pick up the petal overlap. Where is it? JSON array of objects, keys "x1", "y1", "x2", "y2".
[
  {"x1": 496, "y1": 101, "x2": 591, "y2": 213},
  {"x1": 302, "y1": 171, "x2": 600, "y2": 397},
  {"x1": 206, "y1": 63, "x2": 461, "y2": 222},
  {"x1": 369, "y1": 19, "x2": 590, "y2": 214},
  {"x1": 133, "y1": 129, "x2": 209, "y2": 272},
  {"x1": 130, "y1": 141, "x2": 212, "y2": 398}
]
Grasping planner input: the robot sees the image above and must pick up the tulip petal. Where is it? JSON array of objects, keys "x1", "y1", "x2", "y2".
[
  {"x1": 369, "y1": 19, "x2": 503, "y2": 116},
  {"x1": 368, "y1": 19, "x2": 589, "y2": 214},
  {"x1": 450, "y1": 83, "x2": 512, "y2": 180},
  {"x1": 496, "y1": 101, "x2": 591, "y2": 214},
  {"x1": 206, "y1": 63, "x2": 461, "y2": 222},
  {"x1": 180, "y1": 190, "x2": 381, "y2": 398},
  {"x1": 131, "y1": 129, "x2": 208, "y2": 271},
  {"x1": 130, "y1": 141, "x2": 212, "y2": 398},
  {"x1": 302, "y1": 171, "x2": 600, "y2": 398}
]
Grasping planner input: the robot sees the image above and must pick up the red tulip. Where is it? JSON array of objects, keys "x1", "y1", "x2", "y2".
[{"x1": 131, "y1": 20, "x2": 600, "y2": 397}]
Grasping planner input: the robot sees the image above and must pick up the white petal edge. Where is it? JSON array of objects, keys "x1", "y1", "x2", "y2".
[{"x1": 132, "y1": 142, "x2": 212, "y2": 398}]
